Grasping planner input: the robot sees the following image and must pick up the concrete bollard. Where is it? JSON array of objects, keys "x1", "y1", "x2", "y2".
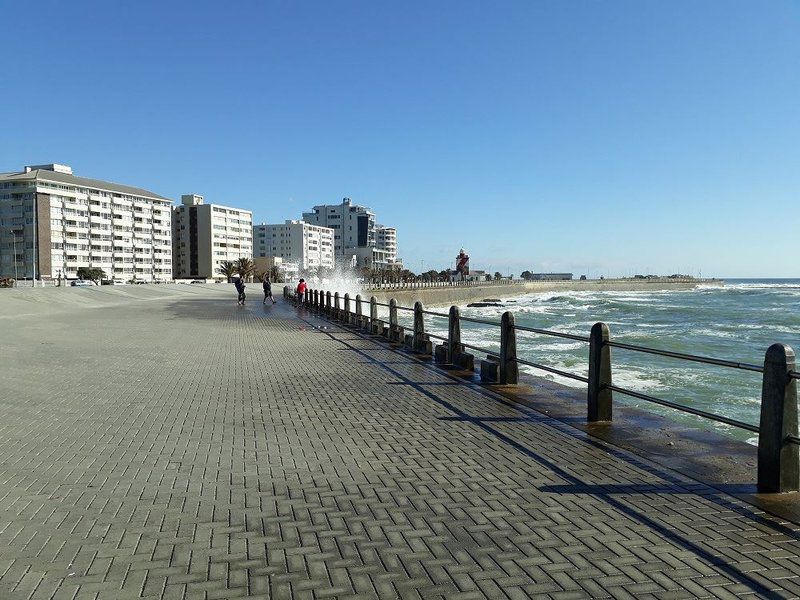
[
  {"x1": 389, "y1": 299, "x2": 399, "y2": 342},
  {"x1": 499, "y1": 312, "x2": 518, "y2": 384},
  {"x1": 435, "y1": 344, "x2": 448, "y2": 364},
  {"x1": 412, "y1": 301, "x2": 432, "y2": 355},
  {"x1": 481, "y1": 355, "x2": 500, "y2": 382},
  {"x1": 413, "y1": 301, "x2": 424, "y2": 352},
  {"x1": 448, "y1": 305, "x2": 461, "y2": 364},
  {"x1": 370, "y1": 297, "x2": 378, "y2": 333},
  {"x1": 588, "y1": 322, "x2": 613, "y2": 422},
  {"x1": 758, "y1": 344, "x2": 799, "y2": 493},
  {"x1": 284, "y1": 285, "x2": 289, "y2": 300},
  {"x1": 344, "y1": 293, "x2": 351, "y2": 324},
  {"x1": 355, "y1": 294, "x2": 362, "y2": 328}
]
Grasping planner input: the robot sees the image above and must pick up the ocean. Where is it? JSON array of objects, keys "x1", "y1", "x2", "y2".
[{"x1": 407, "y1": 279, "x2": 800, "y2": 443}]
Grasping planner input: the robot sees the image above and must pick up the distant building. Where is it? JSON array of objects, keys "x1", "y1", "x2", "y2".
[
  {"x1": 253, "y1": 220, "x2": 334, "y2": 272},
  {"x1": 253, "y1": 256, "x2": 299, "y2": 282},
  {"x1": 531, "y1": 273, "x2": 573, "y2": 281},
  {"x1": 0, "y1": 163, "x2": 172, "y2": 282},
  {"x1": 172, "y1": 194, "x2": 252, "y2": 280},
  {"x1": 302, "y1": 198, "x2": 400, "y2": 270},
  {"x1": 448, "y1": 269, "x2": 487, "y2": 282},
  {"x1": 376, "y1": 225, "x2": 401, "y2": 268}
]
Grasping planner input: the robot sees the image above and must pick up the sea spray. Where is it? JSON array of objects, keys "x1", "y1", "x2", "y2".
[{"x1": 287, "y1": 266, "x2": 364, "y2": 302}]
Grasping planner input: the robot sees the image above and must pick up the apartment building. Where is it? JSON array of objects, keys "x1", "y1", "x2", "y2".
[
  {"x1": 375, "y1": 225, "x2": 400, "y2": 267},
  {"x1": 0, "y1": 164, "x2": 172, "y2": 282},
  {"x1": 301, "y1": 198, "x2": 400, "y2": 270},
  {"x1": 253, "y1": 220, "x2": 334, "y2": 271},
  {"x1": 172, "y1": 194, "x2": 252, "y2": 280}
]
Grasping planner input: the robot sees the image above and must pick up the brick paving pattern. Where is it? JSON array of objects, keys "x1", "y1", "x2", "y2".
[{"x1": 1, "y1": 288, "x2": 800, "y2": 599}]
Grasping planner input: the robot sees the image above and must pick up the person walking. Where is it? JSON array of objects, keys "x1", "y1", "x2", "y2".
[
  {"x1": 296, "y1": 278, "x2": 307, "y2": 305},
  {"x1": 235, "y1": 277, "x2": 246, "y2": 305},
  {"x1": 263, "y1": 278, "x2": 276, "y2": 304}
]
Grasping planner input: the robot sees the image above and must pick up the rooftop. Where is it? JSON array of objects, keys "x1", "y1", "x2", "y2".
[{"x1": 0, "y1": 164, "x2": 172, "y2": 202}]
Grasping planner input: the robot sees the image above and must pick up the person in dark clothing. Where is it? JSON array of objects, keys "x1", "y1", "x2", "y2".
[
  {"x1": 263, "y1": 278, "x2": 276, "y2": 304},
  {"x1": 235, "y1": 277, "x2": 246, "y2": 305}
]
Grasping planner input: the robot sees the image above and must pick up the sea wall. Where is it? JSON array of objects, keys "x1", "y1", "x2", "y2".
[
  {"x1": 367, "y1": 279, "x2": 722, "y2": 307},
  {"x1": 369, "y1": 283, "x2": 524, "y2": 307}
]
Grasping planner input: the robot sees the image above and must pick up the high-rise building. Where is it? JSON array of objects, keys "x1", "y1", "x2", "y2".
[
  {"x1": 301, "y1": 198, "x2": 400, "y2": 270},
  {"x1": 253, "y1": 220, "x2": 334, "y2": 271},
  {"x1": 376, "y1": 225, "x2": 400, "y2": 267},
  {"x1": 172, "y1": 194, "x2": 253, "y2": 280},
  {"x1": 0, "y1": 164, "x2": 173, "y2": 282}
]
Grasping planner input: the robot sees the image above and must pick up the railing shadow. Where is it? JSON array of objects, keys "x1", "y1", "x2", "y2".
[{"x1": 312, "y1": 323, "x2": 795, "y2": 598}]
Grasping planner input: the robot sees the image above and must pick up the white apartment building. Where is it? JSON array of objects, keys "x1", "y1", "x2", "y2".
[
  {"x1": 301, "y1": 198, "x2": 400, "y2": 270},
  {"x1": 376, "y1": 225, "x2": 400, "y2": 267},
  {"x1": 172, "y1": 194, "x2": 252, "y2": 280},
  {"x1": 253, "y1": 220, "x2": 334, "y2": 271},
  {"x1": 0, "y1": 164, "x2": 172, "y2": 282}
]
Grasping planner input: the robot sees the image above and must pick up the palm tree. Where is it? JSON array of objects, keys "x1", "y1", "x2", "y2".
[
  {"x1": 217, "y1": 260, "x2": 237, "y2": 283},
  {"x1": 254, "y1": 270, "x2": 266, "y2": 283},
  {"x1": 269, "y1": 265, "x2": 282, "y2": 283},
  {"x1": 236, "y1": 257, "x2": 255, "y2": 282}
]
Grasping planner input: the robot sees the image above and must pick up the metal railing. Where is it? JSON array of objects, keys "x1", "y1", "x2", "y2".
[{"x1": 286, "y1": 286, "x2": 800, "y2": 493}]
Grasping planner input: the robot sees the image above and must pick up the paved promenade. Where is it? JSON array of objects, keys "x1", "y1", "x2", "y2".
[{"x1": 2, "y1": 287, "x2": 800, "y2": 599}]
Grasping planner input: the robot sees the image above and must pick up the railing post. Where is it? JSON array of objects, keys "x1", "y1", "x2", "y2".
[
  {"x1": 370, "y1": 296, "x2": 378, "y2": 333},
  {"x1": 758, "y1": 344, "x2": 798, "y2": 493},
  {"x1": 389, "y1": 299, "x2": 398, "y2": 341},
  {"x1": 588, "y1": 322, "x2": 613, "y2": 422},
  {"x1": 413, "y1": 301, "x2": 425, "y2": 352},
  {"x1": 448, "y1": 305, "x2": 461, "y2": 363},
  {"x1": 334, "y1": 292, "x2": 340, "y2": 320},
  {"x1": 305, "y1": 288, "x2": 310, "y2": 306},
  {"x1": 326, "y1": 291, "x2": 332, "y2": 315},
  {"x1": 344, "y1": 293, "x2": 351, "y2": 324},
  {"x1": 499, "y1": 312, "x2": 518, "y2": 384},
  {"x1": 283, "y1": 285, "x2": 289, "y2": 300},
  {"x1": 355, "y1": 294, "x2": 362, "y2": 328},
  {"x1": 314, "y1": 289, "x2": 319, "y2": 310}
]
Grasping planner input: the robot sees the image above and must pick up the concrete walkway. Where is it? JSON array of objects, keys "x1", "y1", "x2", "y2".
[{"x1": 1, "y1": 288, "x2": 800, "y2": 599}]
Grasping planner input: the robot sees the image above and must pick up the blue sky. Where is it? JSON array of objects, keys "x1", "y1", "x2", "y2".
[{"x1": 2, "y1": 0, "x2": 798, "y2": 277}]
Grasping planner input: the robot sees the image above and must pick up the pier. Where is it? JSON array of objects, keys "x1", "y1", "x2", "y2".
[{"x1": 1, "y1": 285, "x2": 799, "y2": 598}]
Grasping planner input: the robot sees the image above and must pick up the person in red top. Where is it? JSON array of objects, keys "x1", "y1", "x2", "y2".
[{"x1": 296, "y1": 278, "x2": 307, "y2": 305}]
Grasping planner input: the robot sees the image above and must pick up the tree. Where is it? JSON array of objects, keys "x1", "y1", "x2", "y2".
[
  {"x1": 399, "y1": 269, "x2": 415, "y2": 282},
  {"x1": 254, "y1": 271, "x2": 266, "y2": 283},
  {"x1": 76, "y1": 267, "x2": 106, "y2": 284},
  {"x1": 269, "y1": 265, "x2": 282, "y2": 283},
  {"x1": 494, "y1": 271, "x2": 502, "y2": 280},
  {"x1": 236, "y1": 257, "x2": 255, "y2": 281},
  {"x1": 485, "y1": 274, "x2": 492, "y2": 281},
  {"x1": 217, "y1": 260, "x2": 237, "y2": 283},
  {"x1": 521, "y1": 270, "x2": 533, "y2": 281}
]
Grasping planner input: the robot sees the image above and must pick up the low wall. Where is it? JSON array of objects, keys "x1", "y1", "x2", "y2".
[
  {"x1": 368, "y1": 279, "x2": 721, "y2": 307},
  {"x1": 370, "y1": 284, "x2": 525, "y2": 307},
  {"x1": 523, "y1": 278, "x2": 722, "y2": 293}
]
